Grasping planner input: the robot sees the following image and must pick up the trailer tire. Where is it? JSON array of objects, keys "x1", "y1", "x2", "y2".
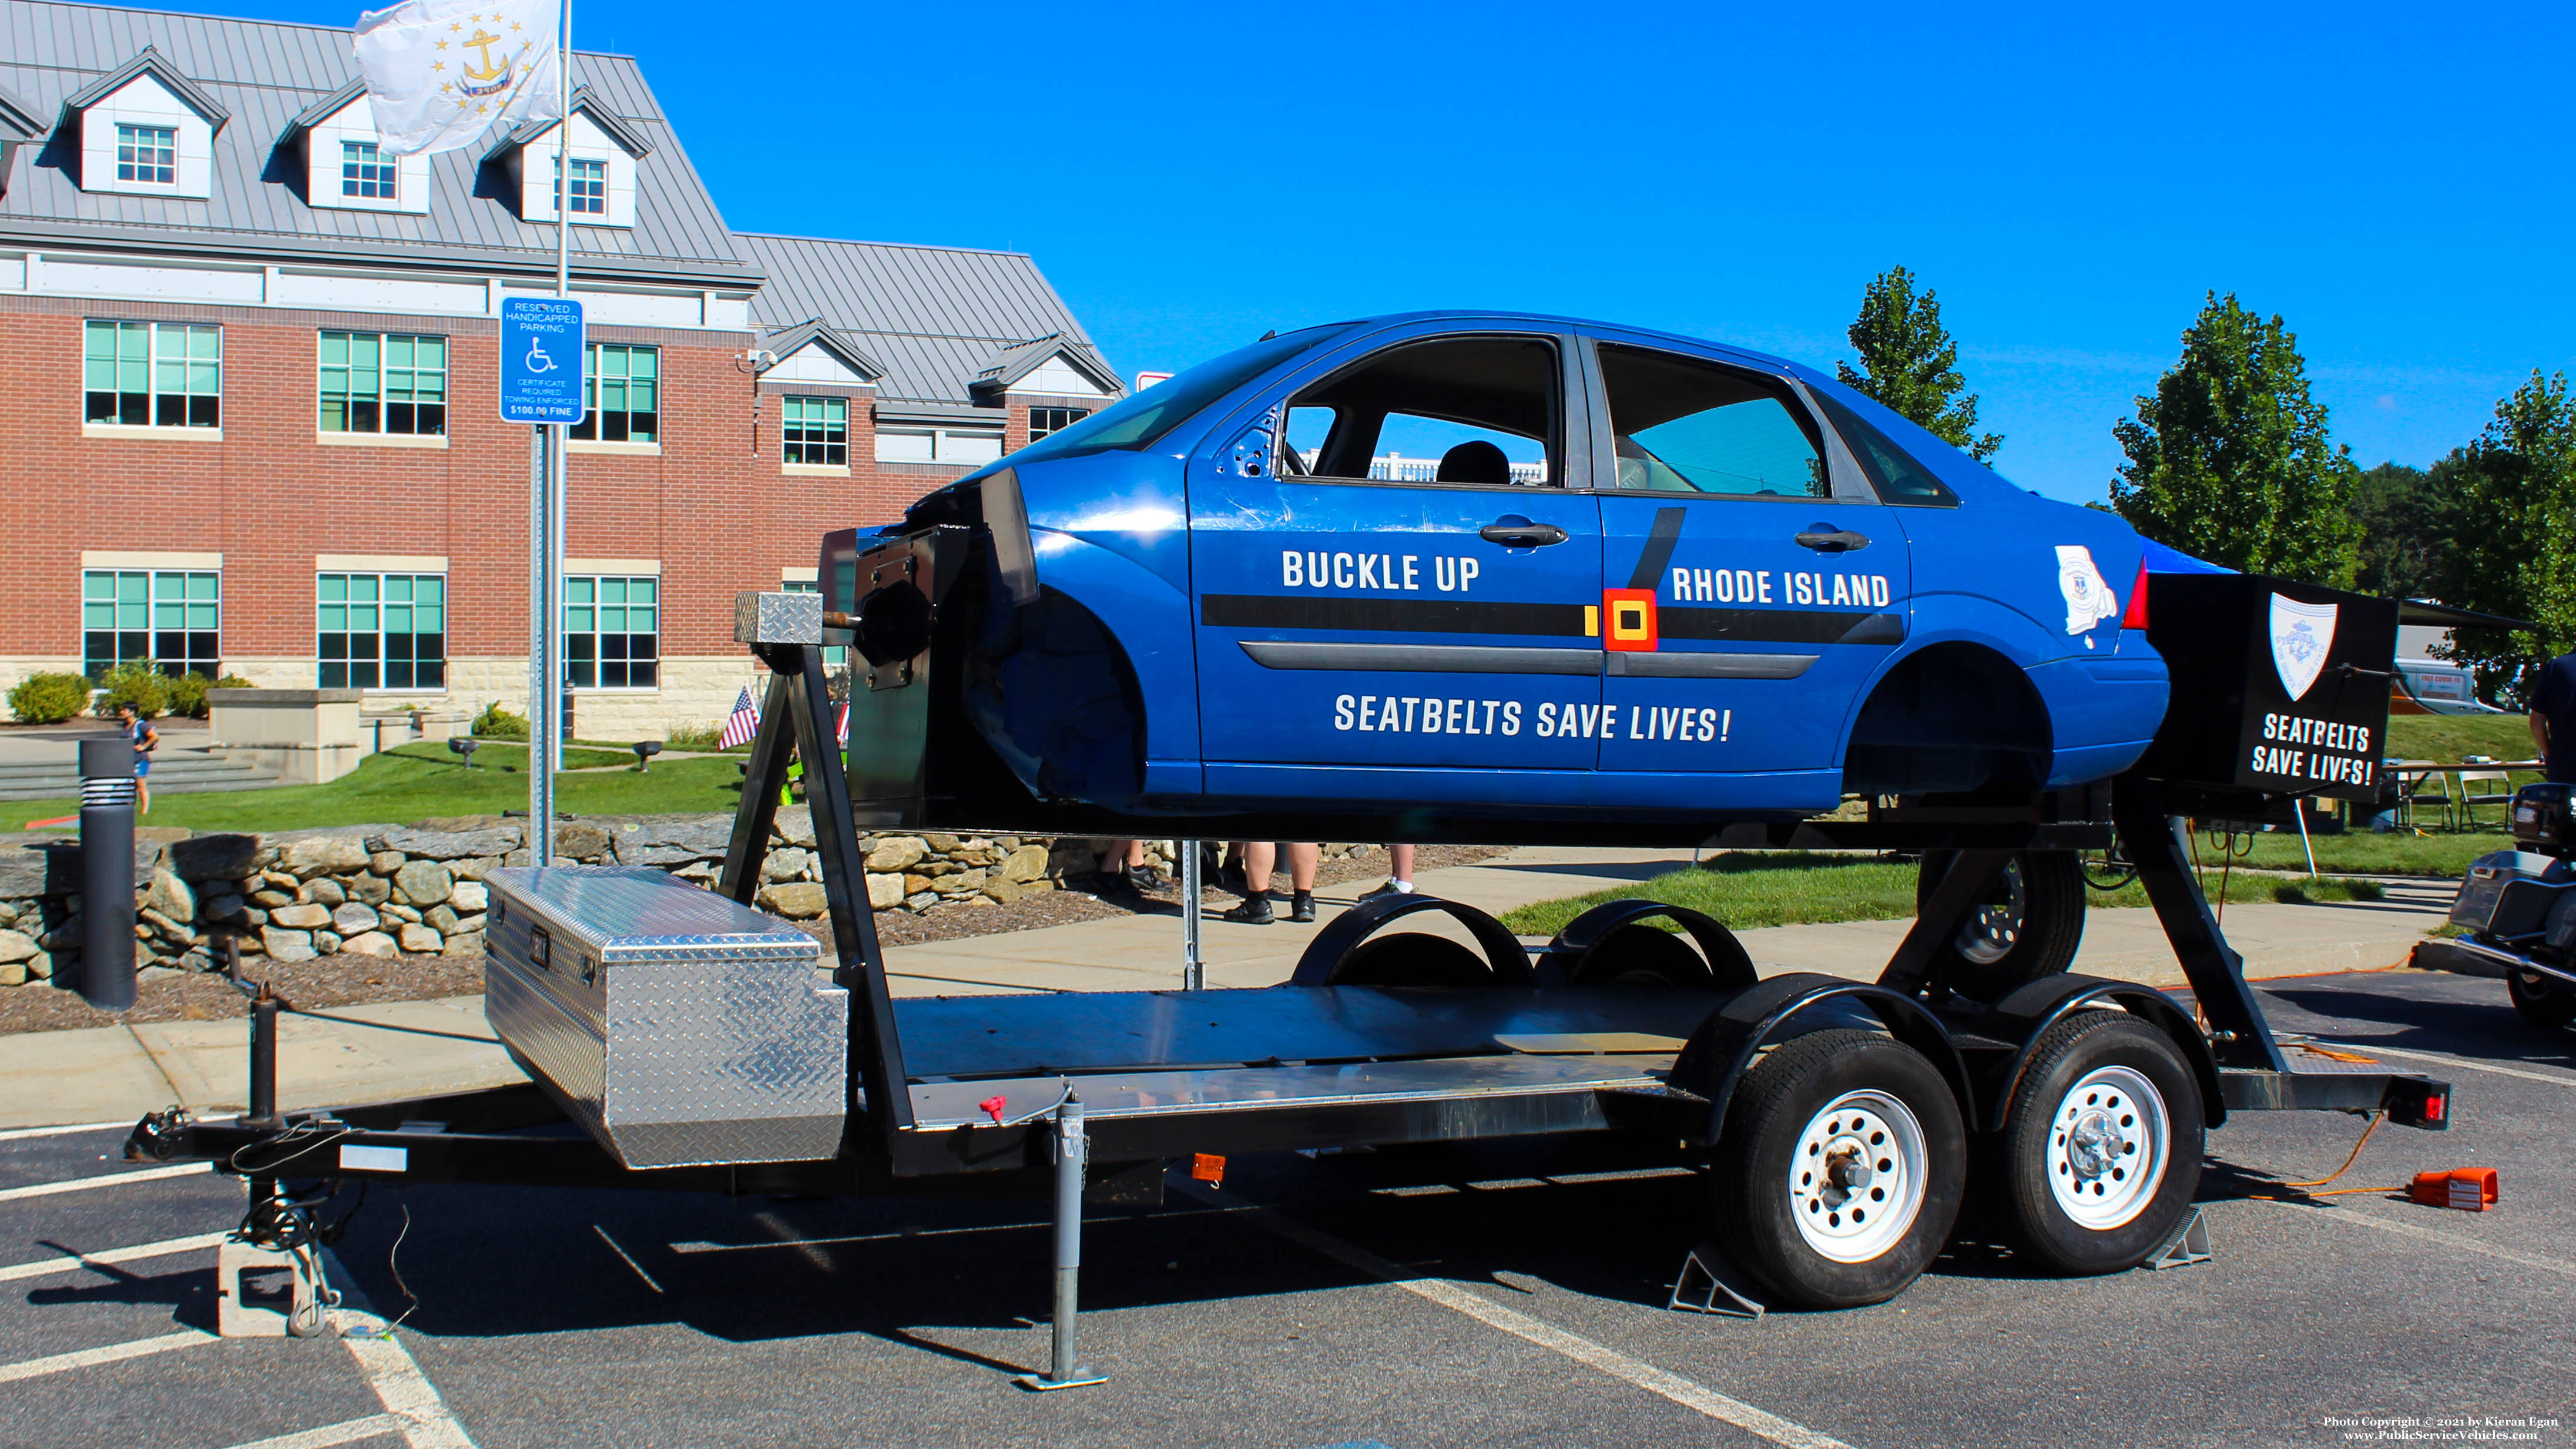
[
  {"x1": 1993, "y1": 1011, "x2": 2202, "y2": 1275},
  {"x1": 1710, "y1": 1029, "x2": 1965, "y2": 1310},
  {"x1": 1914, "y1": 850, "x2": 2085, "y2": 1001},
  {"x1": 2507, "y1": 970, "x2": 2576, "y2": 1030}
]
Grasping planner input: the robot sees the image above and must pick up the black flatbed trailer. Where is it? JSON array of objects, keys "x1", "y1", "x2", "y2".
[{"x1": 129, "y1": 611, "x2": 2453, "y2": 1386}]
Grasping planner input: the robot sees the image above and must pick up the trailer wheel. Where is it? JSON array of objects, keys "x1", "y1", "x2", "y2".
[
  {"x1": 1914, "y1": 850, "x2": 2085, "y2": 1001},
  {"x1": 2507, "y1": 970, "x2": 2576, "y2": 1030},
  {"x1": 1710, "y1": 1029, "x2": 1965, "y2": 1310},
  {"x1": 1569, "y1": 924, "x2": 1715, "y2": 988},
  {"x1": 1993, "y1": 1011, "x2": 2202, "y2": 1274},
  {"x1": 1324, "y1": 933, "x2": 1494, "y2": 987}
]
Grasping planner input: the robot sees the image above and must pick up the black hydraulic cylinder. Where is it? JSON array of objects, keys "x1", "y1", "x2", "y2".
[
  {"x1": 76, "y1": 737, "x2": 137, "y2": 1012},
  {"x1": 246, "y1": 988, "x2": 280, "y2": 1129}
]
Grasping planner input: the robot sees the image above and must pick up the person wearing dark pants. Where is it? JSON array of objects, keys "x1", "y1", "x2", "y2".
[{"x1": 1223, "y1": 842, "x2": 1318, "y2": 924}]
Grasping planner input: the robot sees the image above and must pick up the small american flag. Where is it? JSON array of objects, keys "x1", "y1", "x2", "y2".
[{"x1": 718, "y1": 685, "x2": 762, "y2": 750}]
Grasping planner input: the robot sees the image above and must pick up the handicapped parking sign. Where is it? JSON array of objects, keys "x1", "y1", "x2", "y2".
[{"x1": 499, "y1": 296, "x2": 587, "y2": 425}]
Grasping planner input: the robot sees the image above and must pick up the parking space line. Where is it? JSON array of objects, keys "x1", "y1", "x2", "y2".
[
  {"x1": 0, "y1": 1121, "x2": 130, "y2": 1142},
  {"x1": 0, "y1": 1328, "x2": 218, "y2": 1385},
  {"x1": 0, "y1": 1229, "x2": 229, "y2": 1283},
  {"x1": 0, "y1": 1161, "x2": 213, "y2": 1202},
  {"x1": 2321, "y1": 1042, "x2": 2576, "y2": 1090},
  {"x1": 1177, "y1": 1184, "x2": 1856, "y2": 1449},
  {"x1": 219, "y1": 1413, "x2": 406, "y2": 1449},
  {"x1": 2264, "y1": 1200, "x2": 2576, "y2": 1278},
  {"x1": 320, "y1": 1248, "x2": 477, "y2": 1449}
]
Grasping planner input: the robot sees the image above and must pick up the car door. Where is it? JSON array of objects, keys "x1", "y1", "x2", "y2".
[
  {"x1": 1188, "y1": 326, "x2": 1606, "y2": 807},
  {"x1": 1582, "y1": 334, "x2": 1911, "y2": 796}
]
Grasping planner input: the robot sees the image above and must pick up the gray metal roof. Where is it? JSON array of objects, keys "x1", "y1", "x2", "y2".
[
  {"x1": 0, "y1": 0, "x2": 752, "y2": 285},
  {"x1": 736, "y1": 231, "x2": 1122, "y2": 406},
  {"x1": 480, "y1": 84, "x2": 652, "y2": 163}
]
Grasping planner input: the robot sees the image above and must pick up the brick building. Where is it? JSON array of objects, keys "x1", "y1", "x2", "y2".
[{"x1": 0, "y1": 0, "x2": 1122, "y2": 736}]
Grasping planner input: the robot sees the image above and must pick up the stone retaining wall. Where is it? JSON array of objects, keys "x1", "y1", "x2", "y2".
[{"x1": 0, "y1": 819, "x2": 1373, "y2": 987}]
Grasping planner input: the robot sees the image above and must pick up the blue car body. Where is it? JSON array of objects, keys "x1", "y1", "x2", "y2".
[{"x1": 850, "y1": 312, "x2": 2169, "y2": 834}]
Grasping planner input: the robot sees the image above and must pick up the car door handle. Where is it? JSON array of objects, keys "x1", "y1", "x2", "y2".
[
  {"x1": 1480, "y1": 522, "x2": 1569, "y2": 548},
  {"x1": 1794, "y1": 529, "x2": 1870, "y2": 553}
]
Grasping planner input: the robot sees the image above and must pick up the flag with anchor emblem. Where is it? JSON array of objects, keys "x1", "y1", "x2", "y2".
[{"x1": 354, "y1": 0, "x2": 564, "y2": 157}]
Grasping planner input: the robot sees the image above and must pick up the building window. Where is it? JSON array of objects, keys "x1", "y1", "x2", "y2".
[
  {"x1": 1029, "y1": 406, "x2": 1090, "y2": 442},
  {"x1": 116, "y1": 123, "x2": 176, "y2": 185},
  {"x1": 555, "y1": 155, "x2": 606, "y2": 215},
  {"x1": 780, "y1": 580, "x2": 846, "y2": 666},
  {"x1": 565, "y1": 576, "x2": 658, "y2": 689},
  {"x1": 876, "y1": 428, "x2": 1003, "y2": 465},
  {"x1": 340, "y1": 140, "x2": 396, "y2": 199},
  {"x1": 569, "y1": 344, "x2": 657, "y2": 442},
  {"x1": 319, "y1": 332, "x2": 447, "y2": 435},
  {"x1": 83, "y1": 569, "x2": 219, "y2": 679},
  {"x1": 84, "y1": 321, "x2": 220, "y2": 429},
  {"x1": 783, "y1": 395, "x2": 847, "y2": 465},
  {"x1": 318, "y1": 573, "x2": 445, "y2": 689}
]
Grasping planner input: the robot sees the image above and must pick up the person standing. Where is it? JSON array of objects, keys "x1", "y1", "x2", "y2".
[
  {"x1": 2533, "y1": 649, "x2": 2576, "y2": 784},
  {"x1": 1359, "y1": 844, "x2": 1418, "y2": 903},
  {"x1": 1223, "y1": 841, "x2": 1319, "y2": 924},
  {"x1": 117, "y1": 704, "x2": 159, "y2": 815}
]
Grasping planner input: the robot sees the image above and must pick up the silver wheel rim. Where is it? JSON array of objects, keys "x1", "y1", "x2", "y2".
[
  {"x1": 1788, "y1": 1089, "x2": 1928, "y2": 1263},
  {"x1": 1953, "y1": 858, "x2": 2025, "y2": 966},
  {"x1": 2046, "y1": 1065, "x2": 2169, "y2": 1229}
]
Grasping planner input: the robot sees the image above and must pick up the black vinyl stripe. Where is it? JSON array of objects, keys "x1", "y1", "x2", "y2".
[
  {"x1": 1203, "y1": 594, "x2": 1591, "y2": 637},
  {"x1": 1661, "y1": 608, "x2": 1906, "y2": 645},
  {"x1": 1625, "y1": 507, "x2": 1689, "y2": 591}
]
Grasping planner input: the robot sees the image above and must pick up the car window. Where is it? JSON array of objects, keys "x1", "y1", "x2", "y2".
[
  {"x1": 1596, "y1": 344, "x2": 1827, "y2": 498},
  {"x1": 1277, "y1": 336, "x2": 1559, "y2": 487},
  {"x1": 1806, "y1": 390, "x2": 1961, "y2": 507},
  {"x1": 1004, "y1": 326, "x2": 1346, "y2": 464}
]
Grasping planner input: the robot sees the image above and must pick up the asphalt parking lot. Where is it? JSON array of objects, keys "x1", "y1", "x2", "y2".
[{"x1": 4, "y1": 969, "x2": 2572, "y2": 1449}]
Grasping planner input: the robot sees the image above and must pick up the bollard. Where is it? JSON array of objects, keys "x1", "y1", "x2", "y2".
[
  {"x1": 1015, "y1": 1091, "x2": 1105, "y2": 1391},
  {"x1": 244, "y1": 984, "x2": 280, "y2": 1129},
  {"x1": 76, "y1": 737, "x2": 137, "y2": 1012}
]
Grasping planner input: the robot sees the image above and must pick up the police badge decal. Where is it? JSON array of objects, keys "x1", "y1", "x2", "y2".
[
  {"x1": 2269, "y1": 593, "x2": 2338, "y2": 701},
  {"x1": 2054, "y1": 545, "x2": 2118, "y2": 640}
]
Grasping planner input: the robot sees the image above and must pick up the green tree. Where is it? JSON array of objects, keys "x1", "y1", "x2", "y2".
[
  {"x1": 1836, "y1": 266, "x2": 2003, "y2": 461},
  {"x1": 2351, "y1": 455, "x2": 2474, "y2": 602},
  {"x1": 2109, "y1": 293, "x2": 2360, "y2": 587},
  {"x1": 2434, "y1": 370, "x2": 2576, "y2": 702}
]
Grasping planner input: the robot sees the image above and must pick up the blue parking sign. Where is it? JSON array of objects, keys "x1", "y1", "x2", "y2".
[{"x1": 499, "y1": 296, "x2": 587, "y2": 425}]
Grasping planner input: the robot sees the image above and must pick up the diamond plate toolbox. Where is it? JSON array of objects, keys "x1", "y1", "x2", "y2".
[{"x1": 484, "y1": 866, "x2": 847, "y2": 1168}]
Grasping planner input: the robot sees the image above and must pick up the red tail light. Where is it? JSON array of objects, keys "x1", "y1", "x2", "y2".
[{"x1": 2122, "y1": 558, "x2": 2151, "y2": 630}]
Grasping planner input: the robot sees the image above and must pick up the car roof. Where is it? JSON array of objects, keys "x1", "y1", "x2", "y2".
[{"x1": 1316, "y1": 311, "x2": 1801, "y2": 374}]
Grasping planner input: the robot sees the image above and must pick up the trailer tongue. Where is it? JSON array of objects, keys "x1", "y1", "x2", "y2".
[{"x1": 130, "y1": 566, "x2": 2450, "y2": 1377}]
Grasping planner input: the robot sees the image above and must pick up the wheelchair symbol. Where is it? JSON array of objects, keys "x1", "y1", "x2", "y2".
[{"x1": 524, "y1": 336, "x2": 557, "y2": 374}]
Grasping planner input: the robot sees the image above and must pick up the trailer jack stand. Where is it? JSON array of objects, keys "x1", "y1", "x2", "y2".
[
  {"x1": 1016, "y1": 1092, "x2": 1107, "y2": 1391},
  {"x1": 2139, "y1": 1208, "x2": 2212, "y2": 1271},
  {"x1": 1668, "y1": 1241, "x2": 1766, "y2": 1320}
]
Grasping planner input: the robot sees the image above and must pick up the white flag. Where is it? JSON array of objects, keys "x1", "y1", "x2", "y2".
[{"x1": 354, "y1": 0, "x2": 563, "y2": 157}]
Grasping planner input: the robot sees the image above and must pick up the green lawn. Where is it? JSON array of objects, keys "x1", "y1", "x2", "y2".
[
  {"x1": 1500, "y1": 852, "x2": 2389, "y2": 939},
  {"x1": 3, "y1": 751, "x2": 747, "y2": 833},
  {"x1": 2383, "y1": 712, "x2": 2534, "y2": 764}
]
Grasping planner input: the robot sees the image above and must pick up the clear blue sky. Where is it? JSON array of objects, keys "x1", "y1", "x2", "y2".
[{"x1": 178, "y1": 0, "x2": 2576, "y2": 503}]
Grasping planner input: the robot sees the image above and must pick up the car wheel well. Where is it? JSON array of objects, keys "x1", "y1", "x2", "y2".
[{"x1": 1842, "y1": 642, "x2": 2052, "y2": 798}]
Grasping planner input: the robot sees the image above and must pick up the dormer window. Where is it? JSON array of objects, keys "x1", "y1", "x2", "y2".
[
  {"x1": 116, "y1": 124, "x2": 175, "y2": 185},
  {"x1": 558, "y1": 156, "x2": 606, "y2": 214},
  {"x1": 341, "y1": 140, "x2": 395, "y2": 200}
]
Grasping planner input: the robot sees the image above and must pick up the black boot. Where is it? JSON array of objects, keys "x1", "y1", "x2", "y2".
[
  {"x1": 1222, "y1": 891, "x2": 1275, "y2": 925},
  {"x1": 1289, "y1": 890, "x2": 1316, "y2": 924}
]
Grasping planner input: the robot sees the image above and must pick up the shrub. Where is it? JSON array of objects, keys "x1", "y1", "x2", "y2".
[
  {"x1": 213, "y1": 675, "x2": 256, "y2": 690},
  {"x1": 93, "y1": 660, "x2": 170, "y2": 719},
  {"x1": 164, "y1": 671, "x2": 212, "y2": 719},
  {"x1": 7, "y1": 672, "x2": 91, "y2": 725},
  {"x1": 663, "y1": 720, "x2": 723, "y2": 749},
  {"x1": 474, "y1": 701, "x2": 530, "y2": 739}
]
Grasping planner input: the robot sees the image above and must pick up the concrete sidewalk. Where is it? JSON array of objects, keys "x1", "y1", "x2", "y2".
[{"x1": 0, "y1": 847, "x2": 2453, "y2": 1129}]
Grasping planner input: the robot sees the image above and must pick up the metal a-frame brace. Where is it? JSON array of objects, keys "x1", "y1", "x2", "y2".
[{"x1": 717, "y1": 645, "x2": 915, "y2": 1146}]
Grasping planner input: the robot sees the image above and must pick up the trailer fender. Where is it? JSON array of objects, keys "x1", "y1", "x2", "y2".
[
  {"x1": 1978, "y1": 974, "x2": 2225, "y2": 1132},
  {"x1": 1290, "y1": 893, "x2": 1533, "y2": 987},
  {"x1": 1531, "y1": 900, "x2": 1757, "y2": 990},
  {"x1": 1666, "y1": 973, "x2": 1973, "y2": 1145}
]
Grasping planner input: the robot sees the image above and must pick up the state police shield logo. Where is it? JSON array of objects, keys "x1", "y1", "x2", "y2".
[{"x1": 2269, "y1": 594, "x2": 2338, "y2": 701}]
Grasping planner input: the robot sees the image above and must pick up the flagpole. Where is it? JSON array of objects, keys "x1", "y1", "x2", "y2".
[{"x1": 529, "y1": 0, "x2": 571, "y2": 864}]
